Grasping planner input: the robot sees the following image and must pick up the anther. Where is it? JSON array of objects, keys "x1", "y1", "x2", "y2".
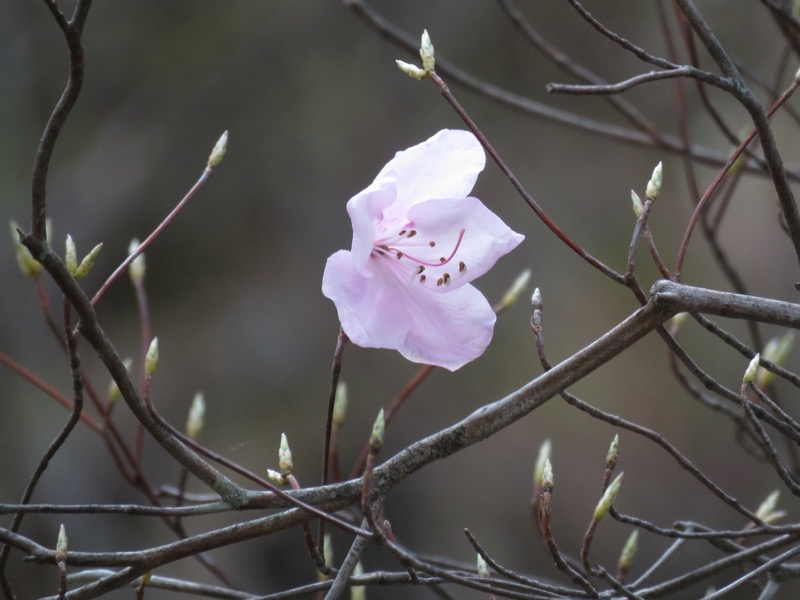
[
  {"x1": 416, "y1": 266, "x2": 425, "y2": 274},
  {"x1": 443, "y1": 273, "x2": 451, "y2": 284},
  {"x1": 429, "y1": 241, "x2": 436, "y2": 247},
  {"x1": 399, "y1": 229, "x2": 407, "y2": 236},
  {"x1": 419, "y1": 275, "x2": 426, "y2": 283},
  {"x1": 395, "y1": 252, "x2": 403, "y2": 259},
  {"x1": 439, "y1": 257, "x2": 446, "y2": 263},
  {"x1": 459, "y1": 261, "x2": 466, "y2": 272},
  {"x1": 407, "y1": 230, "x2": 417, "y2": 238},
  {"x1": 436, "y1": 278, "x2": 444, "y2": 286}
]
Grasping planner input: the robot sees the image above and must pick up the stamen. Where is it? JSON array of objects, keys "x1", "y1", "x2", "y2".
[{"x1": 374, "y1": 228, "x2": 466, "y2": 268}]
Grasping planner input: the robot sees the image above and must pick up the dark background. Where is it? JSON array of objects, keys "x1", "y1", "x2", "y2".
[{"x1": 2, "y1": 2, "x2": 799, "y2": 598}]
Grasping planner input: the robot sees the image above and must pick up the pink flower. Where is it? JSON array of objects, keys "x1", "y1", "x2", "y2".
[{"x1": 322, "y1": 129, "x2": 524, "y2": 371}]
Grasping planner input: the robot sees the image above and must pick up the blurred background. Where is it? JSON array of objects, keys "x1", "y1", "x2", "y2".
[{"x1": 2, "y1": 1, "x2": 800, "y2": 598}]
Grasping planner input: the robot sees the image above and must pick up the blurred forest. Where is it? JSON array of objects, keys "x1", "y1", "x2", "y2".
[{"x1": 2, "y1": 1, "x2": 800, "y2": 598}]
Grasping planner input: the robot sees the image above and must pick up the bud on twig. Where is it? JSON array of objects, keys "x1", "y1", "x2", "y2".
[
  {"x1": 743, "y1": 353, "x2": 760, "y2": 386},
  {"x1": 74, "y1": 243, "x2": 103, "y2": 279},
  {"x1": 279, "y1": 433, "x2": 293, "y2": 476},
  {"x1": 420, "y1": 29, "x2": 435, "y2": 73},
  {"x1": 266, "y1": 469, "x2": 285, "y2": 485},
  {"x1": 318, "y1": 533, "x2": 333, "y2": 582},
  {"x1": 531, "y1": 287, "x2": 543, "y2": 312},
  {"x1": 593, "y1": 473, "x2": 623, "y2": 521},
  {"x1": 542, "y1": 458, "x2": 554, "y2": 490},
  {"x1": 476, "y1": 553, "x2": 490, "y2": 579},
  {"x1": 370, "y1": 409, "x2": 385, "y2": 453},
  {"x1": 755, "y1": 490, "x2": 786, "y2": 524},
  {"x1": 144, "y1": 337, "x2": 159, "y2": 378},
  {"x1": 606, "y1": 435, "x2": 619, "y2": 471},
  {"x1": 757, "y1": 332, "x2": 794, "y2": 388},
  {"x1": 351, "y1": 561, "x2": 366, "y2": 600},
  {"x1": 128, "y1": 239, "x2": 146, "y2": 284},
  {"x1": 534, "y1": 439, "x2": 552, "y2": 489},
  {"x1": 630, "y1": 190, "x2": 643, "y2": 218},
  {"x1": 65, "y1": 235, "x2": 78, "y2": 275},
  {"x1": 396, "y1": 60, "x2": 427, "y2": 80},
  {"x1": 333, "y1": 381, "x2": 348, "y2": 428},
  {"x1": 645, "y1": 161, "x2": 663, "y2": 202},
  {"x1": 208, "y1": 131, "x2": 229, "y2": 168},
  {"x1": 55, "y1": 524, "x2": 68, "y2": 564},
  {"x1": 499, "y1": 269, "x2": 532, "y2": 311},
  {"x1": 616, "y1": 530, "x2": 638, "y2": 582},
  {"x1": 107, "y1": 358, "x2": 132, "y2": 403},
  {"x1": 186, "y1": 392, "x2": 205, "y2": 439},
  {"x1": 9, "y1": 220, "x2": 43, "y2": 277}
]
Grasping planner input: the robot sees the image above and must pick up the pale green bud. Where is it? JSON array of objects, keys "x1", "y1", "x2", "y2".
[
  {"x1": 531, "y1": 287, "x2": 543, "y2": 311},
  {"x1": 743, "y1": 353, "x2": 760, "y2": 386},
  {"x1": 534, "y1": 439, "x2": 552, "y2": 487},
  {"x1": 396, "y1": 60, "x2": 427, "y2": 80},
  {"x1": 208, "y1": 131, "x2": 229, "y2": 168},
  {"x1": 144, "y1": 337, "x2": 159, "y2": 378},
  {"x1": 645, "y1": 161, "x2": 663, "y2": 202},
  {"x1": 606, "y1": 435, "x2": 619, "y2": 469},
  {"x1": 107, "y1": 357, "x2": 132, "y2": 403},
  {"x1": 420, "y1": 30, "x2": 435, "y2": 72},
  {"x1": 186, "y1": 392, "x2": 205, "y2": 439},
  {"x1": 128, "y1": 239, "x2": 146, "y2": 284},
  {"x1": 757, "y1": 332, "x2": 794, "y2": 388},
  {"x1": 476, "y1": 553, "x2": 490, "y2": 579},
  {"x1": 74, "y1": 243, "x2": 103, "y2": 279},
  {"x1": 631, "y1": 190, "x2": 643, "y2": 218},
  {"x1": 618, "y1": 530, "x2": 638, "y2": 573},
  {"x1": 323, "y1": 533, "x2": 333, "y2": 568},
  {"x1": 55, "y1": 524, "x2": 68, "y2": 563},
  {"x1": 594, "y1": 472, "x2": 623, "y2": 521},
  {"x1": 266, "y1": 468, "x2": 286, "y2": 485},
  {"x1": 670, "y1": 312, "x2": 688, "y2": 329},
  {"x1": 65, "y1": 235, "x2": 78, "y2": 275},
  {"x1": 333, "y1": 381, "x2": 348, "y2": 428},
  {"x1": 370, "y1": 408, "x2": 385, "y2": 452},
  {"x1": 318, "y1": 534, "x2": 333, "y2": 581},
  {"x1": 351, "y1": 561, "x2": 365, "y2": 600},
  {"x1": 755, "y1": 490, "x2": 785, "y2": 524},
  {"x1": 9, "y1": 220, "x2": 43, "y2": 277},
  {"x1": 499, "y1": 269, "x2": 532, "y2": 310},
  {"x1": 542, "y1": 458, "x2": 554, "y2": 489},
  {"x1": 279, "y1": 433, "x2": 293, "y2": 476}
]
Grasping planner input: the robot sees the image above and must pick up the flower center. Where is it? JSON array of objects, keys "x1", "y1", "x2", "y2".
[{"x1": 372, "y1": 226, "x2": 467, "y2": 287}]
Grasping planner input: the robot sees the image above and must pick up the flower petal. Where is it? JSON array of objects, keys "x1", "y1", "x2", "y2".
[
  {"x1": 322, "y1": 250, "x2": 411, "y2": 349},
  {"x1": 323, "y1": 248, "x2": 497, "y2": 371},
  {"x1": 346, "y1": 180, "x2": 397, "y2": 275},
  {"x1": 401, "y1": 197, "x2": 525, "y2": 290},
  {"x1": 374, "y1": 130, "x2": 485, "y2": 222},
  {"x1": 398, "y1": 282, "x2": 497, "y2": 371}
]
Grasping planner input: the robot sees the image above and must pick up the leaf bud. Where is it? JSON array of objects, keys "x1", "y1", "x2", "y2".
[
  {"x1": 144, "y1": 337, "x2": 159, "y2": 378},
  {"x1": 593, "y1": 472, "x2": 623, "y2": 521}
]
